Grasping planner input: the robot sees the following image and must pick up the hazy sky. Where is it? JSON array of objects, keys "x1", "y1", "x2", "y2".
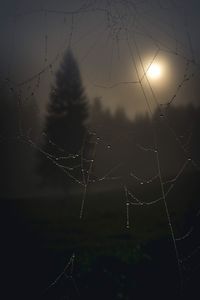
[{"x1": 1, "y1": 0, "x2": 200, "y2": 118}]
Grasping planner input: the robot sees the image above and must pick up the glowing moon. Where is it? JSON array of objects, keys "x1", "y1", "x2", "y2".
[{"x1": 147, "y1": 63, "x2": 162, "y2": 80}]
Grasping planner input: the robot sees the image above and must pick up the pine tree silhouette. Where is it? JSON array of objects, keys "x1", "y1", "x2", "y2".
[{"x1": 38, "y1": 48, "x2": 89, "y2": 190}]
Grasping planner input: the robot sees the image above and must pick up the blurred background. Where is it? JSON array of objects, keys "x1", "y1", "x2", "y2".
[{"x1": 1, "y1": 1, "x2": 200, "y2": 299}]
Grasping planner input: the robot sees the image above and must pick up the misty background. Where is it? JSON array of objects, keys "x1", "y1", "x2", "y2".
[
  {"x1": 1, "y1": 1, "x2": 200, "y2": 300},
  {"x1": 0, "y1": 0, "x2": 200, "y2": 197}
]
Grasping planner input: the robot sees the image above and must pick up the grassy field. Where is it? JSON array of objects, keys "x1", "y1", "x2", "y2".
[{"x1": 1, "y1": 171, "x2": 200, "y2": 299}]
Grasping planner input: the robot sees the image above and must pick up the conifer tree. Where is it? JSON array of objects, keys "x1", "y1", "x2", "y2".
[{"x1": 38, "y1": 49, "x2": 89, "y2": 189}]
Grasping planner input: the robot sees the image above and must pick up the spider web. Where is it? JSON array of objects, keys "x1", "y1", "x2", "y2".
[{"x1": 1, "y1": 0, "x2": 200, "y2": 299}]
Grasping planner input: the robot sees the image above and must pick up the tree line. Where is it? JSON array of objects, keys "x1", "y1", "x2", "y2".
[{"x1": 0, "y1": 48, "x2": 200, "y2": 197}]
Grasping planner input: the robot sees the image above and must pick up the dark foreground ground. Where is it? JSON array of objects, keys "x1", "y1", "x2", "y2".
[{"x1": 1, "y1": 172, "x2": 200, "y2": 300}]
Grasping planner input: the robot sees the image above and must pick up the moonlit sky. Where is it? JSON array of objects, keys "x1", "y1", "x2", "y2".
[{"x1": 1, "y1": 0, "x2": 200, "y2": 119}]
